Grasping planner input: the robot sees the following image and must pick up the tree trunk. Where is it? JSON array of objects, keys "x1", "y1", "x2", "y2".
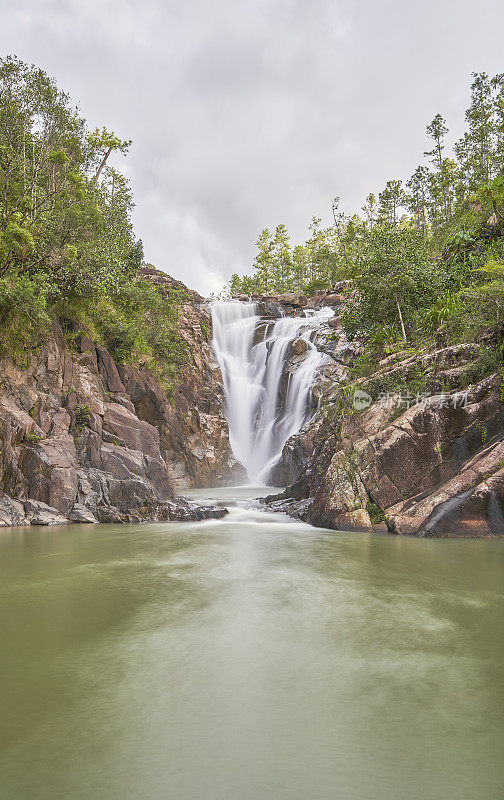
[
  {"x1": 94, "y1": 147, "x2": 113, "y2": 182},
  {"x1": 395, "y1": 297, "x2": 407, "y2": 342}
]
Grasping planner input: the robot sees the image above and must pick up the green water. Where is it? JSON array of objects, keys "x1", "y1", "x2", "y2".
[{"x1": 0, "y1": 486, "x2": 503, "y2": 800}]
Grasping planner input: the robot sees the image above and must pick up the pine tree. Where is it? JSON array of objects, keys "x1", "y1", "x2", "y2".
[
  {"x1": 378, "y1": 180, "x2": 404, "y2": 225},
  {"x1": 455, "y1": 73, "x2": 496, "y2": 190},
  {"x1": 491, "y1": 73, "x2": 504, "y2": 175},
  {"x1": 292, "y1": 245, "x2": 309, "y2": 293},
  {"x1": 253, "y1": 228, "x2": 274, "y2": 292},
  {"x1": 361, "y1": 193, "x2": 378, "y2": 229},
  {"x1": 271, "y1": 224, "x2": 292, "y2": 292},
  {"x1": 425, "y1": 114, "x2": 450, "y2": 221},
  {"x1": 405, "y1": 166, "x2": 429, "y2": 238}
]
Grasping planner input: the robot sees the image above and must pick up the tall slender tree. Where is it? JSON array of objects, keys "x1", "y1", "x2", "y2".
[
  {"x1": 424, "y1": 113, "x2": 450, "y2": 221},
  {"x1": 361, "y1": 193, "x2": 378, "y2": 229},
  {"x1": 271, "y1": 224, "x2": 292, "y2": 291},
  {"x1": 253, "y1": 228, "x2": 274, "y2": 292},
  {"x1": 378, "y1": 180, "x2": 404, "y2": 225},
  {"x1": 405, "y1": 166, "x2": 429, "y2": 238}
]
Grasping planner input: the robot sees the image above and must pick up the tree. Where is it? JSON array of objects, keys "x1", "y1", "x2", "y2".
[
  {"x1": 424, "y1": 113, "x2": 451, "y2": 221},
  {"x1": 332, "y1": 196, "x2": 350, "y2": 266},
  {"x1": 252, "y1": 228, "x2": 274, "y2": 292},
  {"x1": 87, "y1": 127, "x2": 131, "y2": 182},
  {"x1": 228, "y1": 273, "x2": 243, "y2": 295},
  {"x1": 405, "y1": 166, "x2": 429, "y2": 238},
  {"x1": 361, "y1": 193, "x2": 378, "y2": 229},
  {"x1": 378, "y1": 180, "x2": 404, "y2": 225},
  {"x1": 343, "y1": 224, "x2": 441, "y2": 342},
  {"x1": 0, "y1": 56, "x2": 187, "y2": 379},
  {"x1": 491, "y1": 73, "x2": 504, "y2": 174},
  {"x1": 466, "y1": 73, "x2": 494, "y2": 182},
  {"x1": 0, "y1": 55, "x2": 139, "y2": 295},
  {"x1": 292, "y1": 244, "x2": 309, "y2": 293},
  {"x1": 271, "y1": 223, "x2": 292, "y2": 291}
]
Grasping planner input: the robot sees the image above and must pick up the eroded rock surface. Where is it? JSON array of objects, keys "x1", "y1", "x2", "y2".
[{"x1": 270, "y1": 371, "x2": 504, "y2": 538}]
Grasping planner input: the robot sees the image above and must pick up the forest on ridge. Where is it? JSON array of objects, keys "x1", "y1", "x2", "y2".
[{"x1": 230, "y1": 72, "x2": 504, "y2": 382}]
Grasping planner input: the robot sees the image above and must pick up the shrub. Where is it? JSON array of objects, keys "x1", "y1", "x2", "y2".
[{"x1": 74, "y1": 403, "x2": 92, "y2": 431}]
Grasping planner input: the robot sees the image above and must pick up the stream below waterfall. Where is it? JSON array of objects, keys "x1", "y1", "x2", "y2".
[{"x1": 1, "y1": 486, "x2": 504, "y2": 800}]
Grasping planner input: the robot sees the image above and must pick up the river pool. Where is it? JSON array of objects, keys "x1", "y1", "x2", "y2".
[{"x1": 0, "y1": 487, "x2": 503, "y2": 799}]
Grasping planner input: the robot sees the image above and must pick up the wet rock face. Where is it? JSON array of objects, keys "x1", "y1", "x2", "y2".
[
  {"x1": 269, "y1": 420, "x2": 324, "y2": 487},
  {"x1": 136, "y1": 267, "x2": 241, "y2": 489},
  {"x1": 251, "y1": 294, "x2": 308, "y2": 317},
  {"x1": 0, "y1": 300, "x2": 232, "y2": 527},
  {"x1": 250, "y1": 297, "x2": 347, "y2": 487},
  {"x1": 290, "y1": 338, "x2": 308, "y2": 357},
  {"x1": 241, "y1": 286, "x2": 504, "y2": 539}
]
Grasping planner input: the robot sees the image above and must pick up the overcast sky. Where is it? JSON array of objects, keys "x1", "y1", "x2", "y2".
[{"x1": 1, "y1": 0, "x2": 503, "y2": 294}]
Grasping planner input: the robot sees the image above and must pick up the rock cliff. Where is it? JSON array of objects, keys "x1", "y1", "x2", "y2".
[
  {"x1": 0, "y1": 269, "x2": 235, "y2": 527},
  {"x1": 128, "y1": 267, "x2": 240, "y2": 489}
]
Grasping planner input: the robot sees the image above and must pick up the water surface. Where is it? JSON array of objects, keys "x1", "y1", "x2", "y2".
[{"x1": 1, "y1": 487, "x2": 503, "y2": 799}]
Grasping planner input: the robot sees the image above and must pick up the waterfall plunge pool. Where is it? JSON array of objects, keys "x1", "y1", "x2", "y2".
[{"x1": 1, "y1": 485, "x2": 504, "y2": 800}]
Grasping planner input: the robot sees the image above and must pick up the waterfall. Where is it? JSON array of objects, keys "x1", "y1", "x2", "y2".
[{"x1": 211, "y1": 300, "x2": 333, "y2": 484}]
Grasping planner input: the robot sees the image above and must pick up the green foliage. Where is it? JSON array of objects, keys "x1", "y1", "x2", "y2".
[
  {"x1": 366, "y1": 500, "x2": 386, "y2": 524},
  {"x1": 424, "y1": 291, "x2": 465, "y2": 331},
  {"x1": 0, "y1": 272, "x2": 51, "y2": 365},
  {"x1": 463, "y1": 344, "x2": 504, "y2": 385},
  {"x1": 21, "y1": 431, "x2": 42, "y2": 445},
  {"x1": 93, "y1": 279, "x2": 187, "y2": 379},
  {"x1": 0, "y1": 54, "x2": 140, "y2": 298},
  {"x1": 74, "y1": 403, "x2": 92, "y2": 431},
  {"x1": 378, "y1": 180, "x2": 404, "y2": 225},
  {"x1": 0, "y1": 56, "x2": 186, "y2": 389},
  {"x1": 229, "y1": 217, "x2": 343, "y2": 296},
  {"x1": 343, "y1": 224, "x2": 441, "y2": 342}
]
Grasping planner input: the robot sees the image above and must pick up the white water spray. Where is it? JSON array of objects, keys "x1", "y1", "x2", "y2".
[{"x1": 211, "y1": 300, "x2": 333, "y2": 484}]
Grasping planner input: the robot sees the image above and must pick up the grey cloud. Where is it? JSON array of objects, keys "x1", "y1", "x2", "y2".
[{"x1": 1, "y1": 0, "x2": 504, "y2": 294}]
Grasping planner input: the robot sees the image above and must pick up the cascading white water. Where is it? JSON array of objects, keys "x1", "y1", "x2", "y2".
[{"x1": 211, "y1": 300, "x2": 333, "y2": 484}]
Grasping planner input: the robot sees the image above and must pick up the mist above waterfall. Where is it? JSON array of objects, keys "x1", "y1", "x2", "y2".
[{"x1": 211, "y1": 300, "x2": 333, "y2": 484}]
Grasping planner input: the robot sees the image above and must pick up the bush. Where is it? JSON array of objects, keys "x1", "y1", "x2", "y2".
[
  {"x1": 74, "y1": 404, "x2": 92, "y2": 431},
  {"x1": 0, "y1": 274, "x2": 51, "y2": 366}
]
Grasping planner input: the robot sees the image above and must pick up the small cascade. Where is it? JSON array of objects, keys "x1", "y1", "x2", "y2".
[{"x1": 211, "y1": 300, "x2": 333, "y2": 484}]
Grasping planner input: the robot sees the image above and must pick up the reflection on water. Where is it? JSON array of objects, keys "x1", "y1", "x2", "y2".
[{"x1": 0, "y1": 487, "x2": 503, "y2": 800}]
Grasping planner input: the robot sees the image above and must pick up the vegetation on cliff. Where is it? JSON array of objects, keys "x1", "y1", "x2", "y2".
[
  {"x1": 0, "y1": 56, "x2": 185, "y2": 387},
  {"x1": 230, "y1": 71, "x2": 504, "y2": 386}
]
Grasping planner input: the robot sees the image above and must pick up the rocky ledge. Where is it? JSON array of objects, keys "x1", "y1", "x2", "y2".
[{"x1": 0, "y1": 494, "x2": 227, "y2": 527}]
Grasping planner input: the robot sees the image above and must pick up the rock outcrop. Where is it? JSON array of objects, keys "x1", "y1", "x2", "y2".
[
  {"x1": 0, "y1": 294, "x2": 229, "y2": 527},
  {"x1": 269, "y1": 363, "x2": 504, "y2": 538}
]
